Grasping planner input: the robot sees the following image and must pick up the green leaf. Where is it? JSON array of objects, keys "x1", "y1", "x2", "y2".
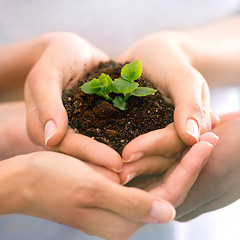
[
  {"x1": 113, "y1": 96, "x2": 128, "y2": 110},
  {"x1": 132, "y1": 87, "x2": 157, "y2": 97},
  {"x1": 121, "y1": 60, "x2": 142, "y2": 82},
  {"x1": 98, "y1": 73, "x2": 113, "y2": 94},
  {"x1": 111, "y1": 78, "x2": 139, "y2": 94},
  {"x1": 90, "y1": 78, "x2": 101, "y2": 92},
  {"x1": 81, "y1": 81, "x2": 96, "y2": 94}
]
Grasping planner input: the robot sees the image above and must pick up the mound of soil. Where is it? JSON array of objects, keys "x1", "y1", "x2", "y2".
[{"x1": 62, "y1": 61, "x2": 174, "y2": 154}]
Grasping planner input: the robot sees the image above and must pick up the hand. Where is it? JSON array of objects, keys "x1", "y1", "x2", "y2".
[
  {"x1": 119, "y1": 123, "x2": 185, "y2": 184},
  {"x1": 0, "y1": 101, "x2": 43, "y2": 160},
  {"x1": 0, "y1": 135, "x2": 215, "y2": 240},
  {"x1": 1, "y1": 151, "x2": 176, "y2": 240},
  {"x1": 116, "y1": 31, "x2": 220, "y2": 146},
  {"x1": 119, "y1": 122, "x2": 218, "y2": 185},
  {"x1": 176, "y1": 111, "x2": 240, "y2": 221},
  {"x1": 24, "y1": 32, "x2": 123, "y2": 172}
]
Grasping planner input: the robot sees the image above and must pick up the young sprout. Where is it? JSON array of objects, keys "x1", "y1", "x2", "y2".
[{"x1": 81, "y1": 60, "x2": 157, "y2": 110}]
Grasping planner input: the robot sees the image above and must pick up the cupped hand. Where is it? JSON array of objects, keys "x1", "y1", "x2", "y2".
[
  {"x1": 119, "y1": 123, "x2": 185, "y2": 184},
  {"x1": 176, "y1": 111, "x2": 240, "y2": 221},
  {"x1": 116, "y1": 31, "x2": 219, "y2": 146},
  {"x1": 2, "y1": 133, "x2": 216, "y2": 240},
  {"x1": 4, "y1": 151, "x2": 177, "y2": 240},
  {"x1": 119, "y1": 122, "x2": 218, "y2": 185},
  {"x1": 24, "y1": 32, "x2": 123, "y2": 171}
]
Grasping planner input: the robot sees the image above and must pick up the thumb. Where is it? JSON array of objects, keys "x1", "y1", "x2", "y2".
[
  {"x1": 25, "y1": 64, "x2": 68, "y2": 147},
  {"x1": 96, "y1": 182, "x2": 176, "y2": 224},
  {"x1": 171, "y1": 68, "x2": 211, "y2": 145},
  {"x1": 25, "y1": 33, "x2": 110, "y2": 148}
]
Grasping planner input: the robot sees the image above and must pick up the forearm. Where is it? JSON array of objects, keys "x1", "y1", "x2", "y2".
[
  {"x1": 0, "y1": 32, "x2": 58, "y2": 94},
  {"x1": 182, "y1": 15, "x2": 240, "y2": 87}
]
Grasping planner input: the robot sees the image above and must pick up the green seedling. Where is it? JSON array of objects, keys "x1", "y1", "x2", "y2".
[{"x1": 81, "y1": 60, "x2": 157, "y2": 110}]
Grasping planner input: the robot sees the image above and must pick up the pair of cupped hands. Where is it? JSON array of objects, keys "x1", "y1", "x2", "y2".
[{"x1": 18, "y1": 32, "x2": 220, "y2": 239}]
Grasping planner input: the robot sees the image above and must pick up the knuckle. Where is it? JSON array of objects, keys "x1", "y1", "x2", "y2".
[
  {"x1": 190, "y1": 101, "x2": 206, "y2": 117},
  {"x1": 190, "y1": 102, "x2": 211, "y2": 131},
  {"x1": 76, "y1": 181, "x2": 102, "y2": 206},
  {"x1": 164, "y1": 127, "x2": 185, "y2": 157},
  {"x1": 26, "y1": 113, "x2": 44, "y2": 146}
]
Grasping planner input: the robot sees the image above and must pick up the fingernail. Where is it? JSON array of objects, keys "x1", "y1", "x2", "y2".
[
  {"x1": 185, "y1": 119, "x2": 199, "y2": 141},
  {"x1": 44, "y1": 120, "x2": 57, "y2": 146},
  {"x1": 201, "y1": 142, "x2": 214, "y2": 167},
  {"x1": 212, "y1": 135, "x2": 219, "y2": 148},
  {"x1": 150, "y1": 201, "x2": 176, "y2": 223},
  {"x1": 112, "y1": 168, "x2": 123, "y2": 173},
  {"x1": 122, "y1": 172, "x2": 137, "y2": 185},
  {"x1": 123, "y1": 152, "x2": 144, "y2": 163}
]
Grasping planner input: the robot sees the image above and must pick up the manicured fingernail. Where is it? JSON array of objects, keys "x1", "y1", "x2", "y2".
[
  {"x1": 112, "y1": 168, "x2": 123, "y2": 173},
  {"x1": 185, "y1": 119, "x2": 199, "y2": 141},
  {"x1": 211, "y1": 135, "x2": 219, "y2": 149},
  {"x1": 123, "y1": 152, "x2": 144, "y2": 163},
  {"x1": 150, "y1": 201, "x2": 176, "y2": 223},
  {"x1": 122, "y1": 172, "x2": 137, "y2": 185},
  {"x1": 44, "y1": 120, "x2": 57, "y2": 146},
  {"x1": 201, "y1": 142, "x2": 214, "y2": 167}
]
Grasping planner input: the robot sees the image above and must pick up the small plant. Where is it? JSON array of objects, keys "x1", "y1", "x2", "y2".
[{"x1": 81, "y1": 60, "x2": 157, "y2": 110}]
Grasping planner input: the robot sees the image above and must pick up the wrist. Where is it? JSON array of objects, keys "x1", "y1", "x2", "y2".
[{"x1": 0, "y1": 155, "x2": 30, "y2": 215}]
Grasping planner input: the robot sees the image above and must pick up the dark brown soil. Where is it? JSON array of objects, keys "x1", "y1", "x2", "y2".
[{"x1": 62, "y1": 61, "x2": 174, "y2": 154}]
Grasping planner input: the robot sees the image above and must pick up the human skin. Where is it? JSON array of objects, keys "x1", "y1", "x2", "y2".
[
  {"x1": 0, "y1": 136, "x2": 215, "y2": 240},
  {"x1": 1, "y1": 16, "x2": 239, "y2": 237},
  {"x1": 124, "y1": 112, "x2": 240, "y2": 224},
  {"x1": 117, "y1": 16, "x2": 240, "y2": 182},
  {"x1": 176, "y1": 111, "x2": 240, "y2": 221},
  {"x1": 2, "y1": 100, "x2": 239, "y2": 230},
  {"x1": 0, "y1": 28, "x2": 215, "y2": 172},
  {"x1": 0, "y1": 32, "x2": 125, "y2": 172},
  {"x1": 0, "y1": 101, "x2": 44, "y2": 160},
  {"x1": 0, "y1": 99, "x2": 217, "y2": 239}
]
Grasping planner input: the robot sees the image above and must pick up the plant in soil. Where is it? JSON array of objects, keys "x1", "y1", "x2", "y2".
[
  {"x1": 62, "y1": 60, "x2": 175, "y2": 154},
  {"x1": 80, "y1": 60, "x2": 157, "y2": 110}
]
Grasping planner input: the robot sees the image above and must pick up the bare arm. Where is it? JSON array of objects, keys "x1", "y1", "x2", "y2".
[
  {"x1": 0, "y1": 33, "x2": 58, "y2": 95},
  {"x1": 184, "y1": 15, "x2": 240, "y2": 87}
]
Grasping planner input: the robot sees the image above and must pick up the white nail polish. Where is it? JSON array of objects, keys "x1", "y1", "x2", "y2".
[
  {"x1": 185, "y1": 119, "x2": 199, "y2": 141},
  {"x1": 44, "y1": 120, "x2": 56, "y2": 146},
  {"x1": 123, "y1": 152, "x2": 144, "y2": 163},
  {"x1": 122, "y1": 172, "x2": 137, "y2": 185}
]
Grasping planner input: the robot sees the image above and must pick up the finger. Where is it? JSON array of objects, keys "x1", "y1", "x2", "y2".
[
  {"x1": 86, "y1": 163, "x2": 121, "y2": 183},
  {"x1": 122, "y1": 123, "x2": 185, "y2": 163},
  {"x1": 199, "y1": 131, "x2": 219, "y2": 146},
  {"x1": 52, "y1": 128, "x2": 123, "y2": 172},
  {"x1": 178, "y1": 131, "x2": 219, "y2": 160},
  {"x1": 25, "y1": 70, "x2": 68, "y2": 147},
  {"x1": 118, "y1": 50, "x2": 211, "y2": 146},
  {"x1": 170, "y1": 68, "x2": 211, "y2": 146},
  {"x1": 126, "y1": 174, "x2": 163, "y2": 190},
  {"x1": 149, "y1": 135, "x2": 218, "y2": 207},
  {"x1": 119, "y1": 155, "x2": 177, "y2": 185},
  {"x1": 95, "y1": 181, "x2": 176, "y2": 224},
  {"x1": 210, "y1": 109, "x2": 221, "y2": 128},
  {"x1": 25, "y1": 33, "x2": 109, "y2": 148}
]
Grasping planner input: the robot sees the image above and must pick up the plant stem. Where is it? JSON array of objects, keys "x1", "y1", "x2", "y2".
[
  {"x1": 98, "y1": 92, "x2": 113, "y2": 101},
  {"x1": 123, "y1": 93, "x2": 131, "y2": 101}
]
